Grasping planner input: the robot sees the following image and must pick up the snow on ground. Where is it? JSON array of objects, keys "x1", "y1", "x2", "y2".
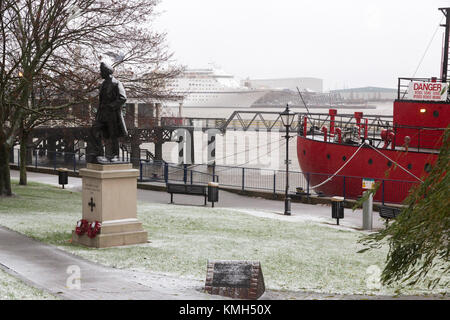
[
  {"x1": 226, "y1": 207, "x2": 366, "y2": 233},
  {"x1": 0, "y1": 180, "x2": 448, "y2": 297},
  {"x1": 0, "y1": 267, "x2": 58, "y2": 300}
]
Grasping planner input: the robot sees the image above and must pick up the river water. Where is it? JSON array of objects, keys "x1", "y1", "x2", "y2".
[{"x1": 142, "y1": 102, "x2": 394, "y2": 172}]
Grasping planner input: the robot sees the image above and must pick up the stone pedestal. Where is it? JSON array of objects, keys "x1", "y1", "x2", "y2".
[{"x1": 71, "y1": 163, "x2": 148, "y2": 248}]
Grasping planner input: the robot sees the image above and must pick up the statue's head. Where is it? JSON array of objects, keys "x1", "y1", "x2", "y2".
[{"x1": 100, "y1": 62, "x2": 114, "y2": 79}]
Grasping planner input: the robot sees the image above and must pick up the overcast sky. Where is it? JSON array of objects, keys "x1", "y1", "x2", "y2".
[{"x1": 155, "y1": 0, "x2": 450, "y2": 91}]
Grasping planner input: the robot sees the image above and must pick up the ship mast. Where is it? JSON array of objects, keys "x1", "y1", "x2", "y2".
[{"x1": 439, "y1": 7, "x2": 450, "y2": 82}]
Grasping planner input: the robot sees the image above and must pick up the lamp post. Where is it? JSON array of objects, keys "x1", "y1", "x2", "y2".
[{"x1": 280, "y1": 104, "x2": 295, "y2": 215}]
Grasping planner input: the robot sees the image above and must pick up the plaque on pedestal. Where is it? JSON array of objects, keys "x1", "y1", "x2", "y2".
[
  {"x1": 205, "y1": 260, "x2": 265, "y2": 299},
  {"x1": 71, "y1": 163, "x2": 148, "y2": 248}
]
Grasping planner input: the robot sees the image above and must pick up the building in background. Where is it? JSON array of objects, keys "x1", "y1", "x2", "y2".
[
  {"x1": 243, "y1": 77, "x2": 323, "y2": 93},
  {"x1": 330, "y1": 86, "x2": 397, "y2": 102}
]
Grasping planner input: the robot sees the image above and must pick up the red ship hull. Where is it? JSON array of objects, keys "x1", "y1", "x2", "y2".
[
  {"x1": 296, "y1": 135, "x2": 438, "y2": 204},
  {"x1": 296, "y1": 8, "x2": 450, "y2": 205}
]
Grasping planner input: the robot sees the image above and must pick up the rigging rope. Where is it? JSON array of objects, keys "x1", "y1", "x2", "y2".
[
  {"x1": 168, "y1": 136, "x2": 285, "y2": 175},
  {"x1": 364, "y1": 143, "x2": 424, "y2": 183},
  {"x1": 214, "y1": 138, "x2": 287, "y2": 174},
  {"x1": 205, "y1": 137, "x2": 285, "y2": 168},
  {"x1": 411, "y1": 16, "x2": 444, "y2": 79},
  {"x1": 309, "y1": 143, "x2": 365, "y2": 189},
  {"x1": 309, "y1": 142, "x2": 424, "y2": 190}
]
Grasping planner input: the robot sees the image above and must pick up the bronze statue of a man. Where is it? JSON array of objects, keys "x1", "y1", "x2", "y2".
[{"x1": 89, "y1": 62, "x2": 127, "y2": 163}]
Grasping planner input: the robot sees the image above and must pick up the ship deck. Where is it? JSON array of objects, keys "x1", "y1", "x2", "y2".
[{"x1": 301, "y1": 134, "x2": 441, "y2": 154}]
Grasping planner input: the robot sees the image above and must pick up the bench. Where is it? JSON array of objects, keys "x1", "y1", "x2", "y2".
[
  {"x1": 379, "y1": 205, "x2": 401, "y2": 222},
  {"x1": 167, "y1": 183, "x2": 207, "y2": 205}
]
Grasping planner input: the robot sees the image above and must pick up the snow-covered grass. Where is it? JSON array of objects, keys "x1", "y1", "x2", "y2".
[
  {"x1": 0, "y1": 180, "x2": 448, "y2": 296},
  {"x1": 0, "y1": 268, "x2": 57, "y2": 300}
]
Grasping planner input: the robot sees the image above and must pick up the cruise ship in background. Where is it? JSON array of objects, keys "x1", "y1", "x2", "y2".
[{"x1": 164, "y1": 67, "x2": 267, "y2": 108}]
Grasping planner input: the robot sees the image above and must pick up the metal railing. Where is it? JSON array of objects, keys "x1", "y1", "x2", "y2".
[
  {"x1": 10, "y1": 148, "x2": 139, "y2": 172},
  {"x1": 10, "y1": 149, "x2": 417, "y2": 204},
  {"x1": 140, "y1": 160, "x2": 218, "y2": 185},
  {"x1": 10, "y1": 149, "x2": 88, "y2": 172},
  {"x1": 140, "y1": 161, "x2": 417, "y2": 205}
]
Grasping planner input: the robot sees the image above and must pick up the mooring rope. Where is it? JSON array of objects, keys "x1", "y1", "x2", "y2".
[
  {"x1": 310, "y1": 143, "x2": 365, "y2": 189},
  {"x1": 309, "y1": 141, "x2": 424, "y2": 190},
  {"x1": 364, "y1": 143, "x2": 424, "y2": 183}
]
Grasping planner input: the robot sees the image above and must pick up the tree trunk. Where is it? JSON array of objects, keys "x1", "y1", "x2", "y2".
[
  {"x1": 0, "y1": 143, "x2": 12, "y2": 196},
  {"x1": 19, "y1": 131, "x2": 28, "y2": 185}
]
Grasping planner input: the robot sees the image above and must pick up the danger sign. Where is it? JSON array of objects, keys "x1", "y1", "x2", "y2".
[{"x1": 407, "y1": 81, "x2": 448, "y2": 101}]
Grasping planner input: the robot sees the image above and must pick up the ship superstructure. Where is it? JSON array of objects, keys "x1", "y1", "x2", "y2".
[{"x1": 164, "y1": 67, "x2": 267, "y2": 108}]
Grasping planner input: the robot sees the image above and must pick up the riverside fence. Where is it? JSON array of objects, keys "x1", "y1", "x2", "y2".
[{"x1": 10, "y1": 149, "x2": 416, "y2": 205}]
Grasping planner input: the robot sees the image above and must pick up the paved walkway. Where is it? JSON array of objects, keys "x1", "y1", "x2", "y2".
[
  {"x1": 10, "y1": 170, "x2": 386, "y2": 230},
  {"x1": 0, "y1": 226, "x2": 222, "y2": 300}
]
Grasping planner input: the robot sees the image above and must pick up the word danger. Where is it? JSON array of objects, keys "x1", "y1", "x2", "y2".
[{"x1": 408, "y1": 81, "x2": 448, "y2": 101}]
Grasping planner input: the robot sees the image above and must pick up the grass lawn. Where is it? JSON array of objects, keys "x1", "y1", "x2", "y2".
[{"x1": 0, "y1": 180, "x2": 448, "y2": 296}]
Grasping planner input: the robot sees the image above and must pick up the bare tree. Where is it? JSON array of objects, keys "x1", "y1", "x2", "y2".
[{"x1": 0, "y1": 0, "x2": 181, "y2": 195}]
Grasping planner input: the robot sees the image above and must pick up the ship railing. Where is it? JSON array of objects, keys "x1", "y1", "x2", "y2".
[
  {"x1": 300, "y1": 113, "x2": 446, "y2": 152},
  {"x1": 392, "y1": 125, "x2": 446, "y2": 152},
  {"x1": 397, "y1": 77, "x2": 447, "y2": 100},
  {"x1": 300, "y1": 113, "x2": 393, "y2": 147}
]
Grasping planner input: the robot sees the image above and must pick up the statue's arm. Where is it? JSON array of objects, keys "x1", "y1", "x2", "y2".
[{"x1": 112, "y1": 82, "x2": 127, "y2": 110}]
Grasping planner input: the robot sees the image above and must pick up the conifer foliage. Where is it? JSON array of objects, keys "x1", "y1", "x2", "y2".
[{"x1": 360, "y1": 126, "x2": 449, "y2": 288}]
